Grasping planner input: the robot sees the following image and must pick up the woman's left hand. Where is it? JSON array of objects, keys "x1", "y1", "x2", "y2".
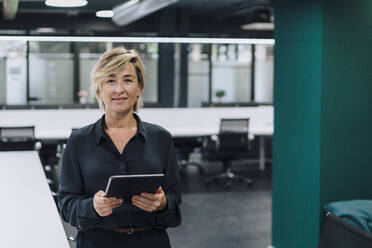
[{"x1": 131, "y1": 186, "x2": 167, "y2": 212}]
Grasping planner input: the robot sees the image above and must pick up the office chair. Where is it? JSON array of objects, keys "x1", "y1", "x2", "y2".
[
  {"x1": 318, "y1": 212, "x2": 372, "y2": 248},
  {"x1": 0, "y1": 126, "x2": 37, "y2": 151},
  {"x1": 204, "y1": 118, "x2": 253, "y2": 188},
  {"x1": 47, "y1": 143, "x2": 77, "y2": 242}
]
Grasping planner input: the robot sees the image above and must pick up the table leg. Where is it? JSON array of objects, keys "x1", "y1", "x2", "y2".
[{"x1": 259, "y1": 136, "x2": 266, "y2": 170}]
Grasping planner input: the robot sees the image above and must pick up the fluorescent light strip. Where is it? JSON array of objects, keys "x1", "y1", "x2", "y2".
[
  {"x1": 45, "y1": 0, "x2": 87, "y2": 8},
  {"x1": 96, "y1": 10, "x2": 114, "y2": 18},
  {"x1": 0, "y1": 36, "x2": 275, "y2": 45}
]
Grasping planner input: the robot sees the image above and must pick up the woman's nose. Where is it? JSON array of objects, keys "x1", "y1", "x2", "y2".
[{"x1": 114, "y1": 82, "x2": 125, "y2": 94}]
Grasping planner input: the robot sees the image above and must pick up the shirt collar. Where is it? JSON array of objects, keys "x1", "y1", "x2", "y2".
[
  {"x1": 133, "y1": 112, "x2": 148, "y2": 141},
  {"x1": 95, "y1": 113, "x2": 147, "y2": 144}
]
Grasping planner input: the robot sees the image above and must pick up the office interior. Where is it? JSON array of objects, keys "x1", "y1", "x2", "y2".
[{"x1": 1, "y1": 0, "x2": 372, "y2": 248}]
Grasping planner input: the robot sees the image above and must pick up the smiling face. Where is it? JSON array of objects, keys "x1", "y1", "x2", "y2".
[{"x1": 100, "y1": 62, "x2": 142, "y2": 116}]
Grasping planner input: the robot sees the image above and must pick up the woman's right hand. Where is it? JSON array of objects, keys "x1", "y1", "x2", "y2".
[{"x1": 93, "y1": 190, "x2": 123, "y2": 217}]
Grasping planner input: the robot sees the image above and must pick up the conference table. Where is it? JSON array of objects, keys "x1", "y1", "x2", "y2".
[
  {"x1": 0, "y1": 151, "x2": 70, "y2": 248},
  {"x1": 0, "y1": 107, "x2": 274, "y2": 169}
]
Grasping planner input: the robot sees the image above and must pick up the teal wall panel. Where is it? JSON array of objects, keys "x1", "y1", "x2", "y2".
[
  {"x1": 273, "y1": 0, "x2": 372, "y2": 247},
  {"x1": 320, "y1": 0, "x2": 372, "y2": 205},
  {"x1": 273, "y1": 1, "x2": 322, "y2": 247}
]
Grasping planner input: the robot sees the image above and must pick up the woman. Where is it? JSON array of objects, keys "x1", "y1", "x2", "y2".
[{"x1": 58, "y1": 47, "x2": 181, "y2": 248}]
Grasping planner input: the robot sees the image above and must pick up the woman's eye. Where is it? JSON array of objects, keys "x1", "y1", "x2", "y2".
[
  {"x1": 106, "y1": 79, "x2": 115, "y2": 84},
  {"x1": 124, "y1": 79, "x2": 133, "y2": 83}
]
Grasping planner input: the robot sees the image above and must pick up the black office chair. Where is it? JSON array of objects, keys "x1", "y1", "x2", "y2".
[
  {"x1": 48, "y1": 143, "x2": 77, "y2": 243},
  {"x1": 204, "y1": 118, "x2": 253, "y2": 188},
  {"x1": 318, "y1": 212, "x2": 372, "y2": 248},
  {"x1": 0, "y1": 126, "x2": 37, "y2": 151}
]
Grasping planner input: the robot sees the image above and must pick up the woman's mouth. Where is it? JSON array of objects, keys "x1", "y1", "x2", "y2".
[{"x1": 112, "y1": 97, "x2": 128, "y2": 101}]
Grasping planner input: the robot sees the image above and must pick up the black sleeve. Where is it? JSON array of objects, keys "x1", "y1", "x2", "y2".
[
  {"x1": 151, "y1": 135, "x2": 182, "y2": 228},
  {"x1": 57, "y1": 134, "x2": 132, "y2": 231}
]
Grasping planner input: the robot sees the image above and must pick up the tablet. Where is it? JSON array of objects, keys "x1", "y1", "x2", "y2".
[{"x1": 104, "y1": 174, "x2": 165, "y2": 201}]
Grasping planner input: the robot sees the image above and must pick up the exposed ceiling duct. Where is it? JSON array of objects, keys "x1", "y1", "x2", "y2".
[
  {"x1": 112, "y1": 0, "x2": 178, "y2": 26},
  {"x1": 3, "y1": 0, "x2": 19, "y2": 20}
]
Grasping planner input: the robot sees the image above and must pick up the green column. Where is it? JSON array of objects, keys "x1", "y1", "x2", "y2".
[{"x1": 272, "y1": 0, "x2": 372, "y2": 247}]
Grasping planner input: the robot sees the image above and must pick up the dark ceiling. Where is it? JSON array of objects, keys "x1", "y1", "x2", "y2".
[{"x1": 0, "y1": 0, "x2": 273, "y2": 37}]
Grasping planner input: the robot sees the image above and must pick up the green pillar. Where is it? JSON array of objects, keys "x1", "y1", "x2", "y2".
[{"x1": 272, "y1": 0, "x2": 372, "y2": 247}]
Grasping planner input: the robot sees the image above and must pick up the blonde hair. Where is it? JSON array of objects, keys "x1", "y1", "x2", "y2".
[{"x1": 91, "y1": 47, "x2": 146, "y2": 112}]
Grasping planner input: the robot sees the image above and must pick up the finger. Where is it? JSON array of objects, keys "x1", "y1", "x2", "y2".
[
  {"x1": 100, "y1": 209, "x2": 113, "y2": 217},
  {"x1": 96, "y1": 198, "x2": 111, "y2": 205},
  {"x1": 109, "y1": 200, "x2": 123, "y2": 208},
  {"x1": 98, "y1": 197, "x2": 122, "y2": 205},
  {"x1": 132, "y1": 200, "x2": 154, "y2": 212},
  {"x1": 105, "y1": 198, "x2": 123, "y2": 204},
  {"x1": 132, "y1": 195, "x2": 153, "y2": 205},
  {"x1": 94, "y1": 190, "x2": 105, "y2": 200},
  {"x1": 132, "y1": 196, "x2": 160, "y2": 211},
  {"x1": 112, "y1": 203, "x2": 122, "y2": 209},
  {"x1": 99, "y1": 205, "x2": 116, "y2": 213},
  {"x1": 140, "y1": 192, "x2": 157, "y2": 200},
  {"x1": 96, "y1": 190, "x2": 105, "y2": 197},
  {"x1": 96, "y1": 206, "x2": 113, "y2": 217},
  {"x1": 99, "y1": 199, "x2": 123, "y2": 210},
  {"x1": 140, "y1": 190, "x2": 164, "y2": 201},
  {"x1": 102, "y1": 197, "x2": 120, "y2": 203},
  {"x1": 157, "y1": 186, "x2": 164, "y2": 194},
  {"x1": 95, "y1": 193, "x2": 112, "y2": 203}
]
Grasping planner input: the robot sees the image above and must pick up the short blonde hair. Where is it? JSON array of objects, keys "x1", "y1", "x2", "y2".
[{"x1": 91, "y1": 47, "x2": 146, "y2": 112}]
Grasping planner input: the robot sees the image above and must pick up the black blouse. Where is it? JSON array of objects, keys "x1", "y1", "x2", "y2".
[{"x1": 58, "y1": 113, "x2": 181, "y2": 247}]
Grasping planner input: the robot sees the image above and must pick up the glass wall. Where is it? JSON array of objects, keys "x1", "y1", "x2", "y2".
[
  {"x1": 0, "y1": 37, "x2": 273, "y2": 108},
  {"x1": 185, "y1": 43, "x2": 274, "y2": 107},
  {"x1": 0, "y1": 40, "x2": 159, "y2": 106}
]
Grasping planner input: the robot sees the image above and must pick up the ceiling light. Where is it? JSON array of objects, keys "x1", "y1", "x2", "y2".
[
  {"x1": 241, "y1": 22, "x2": 274, "y2": 31},
  {"x1": 45, "y1": 0, "x2": 88, "y2": 8},
  {"x1": 96, "y1": 10, "x2": 113, "y2": 18},
  {"x1": 34, "y1": 27, "x2": 56, "y2": 33}
]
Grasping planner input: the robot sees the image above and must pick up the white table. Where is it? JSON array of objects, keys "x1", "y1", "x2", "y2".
[
  {"x1": 0, "y1": 107, "x2": 274, "y2": 169},
  {"x1": 0, "y1": 151, "x2": 70, "y2": 248}
]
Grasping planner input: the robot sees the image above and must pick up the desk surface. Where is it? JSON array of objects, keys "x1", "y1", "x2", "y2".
[
  {"x1": 0, "y1": 151, "x2": 70, "y2": 248},
  {"x1": 0, "y1": 107, "x2": 274, "y2": 140}
]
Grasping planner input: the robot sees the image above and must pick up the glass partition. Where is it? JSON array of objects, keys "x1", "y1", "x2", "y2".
[
  {"x1": 0, "y1": 36, "x2": 274, "y2": 108},
  {"x1": 29, "y1": 41, "x2": 73, "y2": 104},
  {"x1": 211, "y1": 44, "x2": 253, "y2": 105}
]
